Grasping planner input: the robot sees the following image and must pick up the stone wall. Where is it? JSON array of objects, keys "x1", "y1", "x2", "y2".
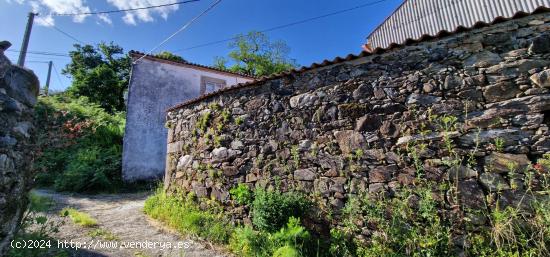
[
  {"x1": 164, "y1": 13, "x2": 550, "y2": 235},
  {"x1": 0, "y1": 41, "x2": 39, "y2": 255}
]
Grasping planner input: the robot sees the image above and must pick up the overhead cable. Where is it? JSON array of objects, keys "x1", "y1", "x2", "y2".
[
  {"x1": 51, "y1": 0, "x2": 200, "y2": 16},
  {"x1": 134, "y1": 0, "x2": 222, "y2": 64},
  {"x1": 174, "y1": 0, "x2": 391, "y2": 52}
]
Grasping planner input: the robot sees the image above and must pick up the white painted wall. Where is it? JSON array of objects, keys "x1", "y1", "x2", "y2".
[{"x1": 122, "y1": 57, "x2": 252, "y2": 182}]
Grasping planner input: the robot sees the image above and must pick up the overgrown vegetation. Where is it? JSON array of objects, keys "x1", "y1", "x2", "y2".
[
  {"x1": 145, "y1": 187, "x2": 319, "y2": 257},
  {"x1": 324, "y1": 113, "x2": 550, "y2": 257},
  {"x1": 251, "y1": 189, "x2": 312, "y2": 232},
  {"x1": 34, "y1": 94, "x2": 125, "y2": 192},
  {"x1": 230, "y1": 217, "x2": 315, "y2": 257}
]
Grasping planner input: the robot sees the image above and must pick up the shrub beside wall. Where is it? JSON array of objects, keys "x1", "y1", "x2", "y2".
[{"x1": 163, "y1": 13, "x2": 550, "y2": 255}]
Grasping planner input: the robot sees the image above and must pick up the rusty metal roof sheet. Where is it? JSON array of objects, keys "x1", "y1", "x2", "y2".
[
  {"x1": 166, "y1": 7, "x2": 549, "y2": 112},
  {"x1": 367, "y1": 0, "x2": 550, "y2": 49}
]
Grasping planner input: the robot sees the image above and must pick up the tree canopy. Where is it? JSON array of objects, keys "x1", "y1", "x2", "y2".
[
  {"x1": 63, "y1": 42, "x2": 131, "y2": 113},
  {"x1": 214, "y1": 31, "x2": 297, "y2": 77},
  {"x1": 155, "y1": 51, "x2": 186, "y2": 63}
]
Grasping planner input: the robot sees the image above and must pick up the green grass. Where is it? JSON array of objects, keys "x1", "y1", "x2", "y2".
[
  {"x1": 60, "y1": 208, "x2": 98, "y2": 227},
  {"x1": 87, "y1": 228, "x2": 119, "y2": 241},
  {"x1": 143, "y1": 188, "x2": 232, "y2": 244},
  {"x1": 145, "y1": 188, "x2": 321, "y2": 257},
  {"x1": 28, "y1": 192, "x2": 56, "y2": 212}
]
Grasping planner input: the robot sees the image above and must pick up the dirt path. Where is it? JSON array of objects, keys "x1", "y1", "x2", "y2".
[{"x1": 34, "y1": 189, "x2": 227, "y2": 257}]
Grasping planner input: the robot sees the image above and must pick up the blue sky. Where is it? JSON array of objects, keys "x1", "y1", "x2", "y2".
[{"x1": 1, "y1": 0, "x2": 402, "y2": 91}]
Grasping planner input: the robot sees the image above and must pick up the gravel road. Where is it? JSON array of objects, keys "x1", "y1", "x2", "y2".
[{"x1": 33, "y1": 189, "x2": 228, "y2": 257}]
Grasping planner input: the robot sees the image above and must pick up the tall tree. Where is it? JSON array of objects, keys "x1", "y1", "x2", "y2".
[
  {"x1": 63, "y1": 42, "x2": 131, "y2": 113},
  {"x1": 214, "y1": 31, "x2": 297, "y2": 77},
  {"x1": 155, "y1": 51, "x2": 186, "y2": 63}
]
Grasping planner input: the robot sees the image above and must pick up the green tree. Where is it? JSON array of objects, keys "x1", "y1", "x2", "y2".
[
  {"x1": 214, "y1": 31, "x2": 297, "y2": 77},
  {"x1": 63, "y1": 42, "x2": 131, "y2": 113},
  {"x1": 155, "y1": 51, "x2": 186, "y2": 63}
]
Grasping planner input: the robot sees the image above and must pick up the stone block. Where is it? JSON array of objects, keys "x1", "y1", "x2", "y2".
[
  {"x1": 334, "y1": 130, "x2": 366, "y2": 154},
  {"x1": 294, "y1": 168, "x2": 317, "y2": 181},
  {"x1": 484, "y1": 153, "x2": 530, "y2": 173},
  {"x1": 369, "y1": 165, "x2": 397, "y2": 183},
  {"x1": 479, "y1": 173, "x2": 510, "y2": 191}
]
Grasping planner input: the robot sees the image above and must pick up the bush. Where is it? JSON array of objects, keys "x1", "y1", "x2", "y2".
[
  {"x1": 229, "y1": 217, "x2": 313, "y2": 257},
  {"x1": 230, "y1": 183, "x2": 253, "y2": 205},
  {"x1": 53, "y1": 145, "x2": 121, "y2": 192},
  {"x1": 252, "y1": 189, "x2": 311, "y2": 232},
  {"x1": 33, "y1": 94, "x2": 125, "y2": 192},
  {"x1": 229, "y1": 226, "x2": 270, "y2": 257}
]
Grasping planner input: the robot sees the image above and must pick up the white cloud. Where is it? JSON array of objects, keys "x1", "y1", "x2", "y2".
[
  {"x1": 5, "y1": 0, "x2": 25, "y2": 4},
  {"x1": 8, "y1": 0, "x2": 91, "y2": 26},
  {"x1": 97, "y1": 13, "x2": 112, "y2": 25},
  {"x1": 6, "y1": 0, "x2": 181, "y2": 26},
  {"x1": 106, "y1": 0, "x2": 179, "y2": 25},
  {"x1": 35, "y1": 14, "x2": 55, "y2": 26}
]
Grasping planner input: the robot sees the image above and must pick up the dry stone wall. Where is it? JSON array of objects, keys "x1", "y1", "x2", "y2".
[
  {"x1": 0, "y1": 41, "x2": 39, "y2": 255},
  {"x1": 165, "y1": 13, "x2": 550, "y2": 234}
]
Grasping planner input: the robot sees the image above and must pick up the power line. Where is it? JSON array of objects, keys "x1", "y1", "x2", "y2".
[
  {"x1": 52, "y1": 63, "x2": 65, "y2": 89},
  {"x1": 174, "y1": 0, "x2": 391, "y2": 52},
  {"x1": 39, "y1": 18, "x2": 86, "y2": 44},
  {"x1": 51, "y1": 0, "x2": 200, "y2": 16},
  {"x1": 26, "y1": 60, "x2": 51, "y2": 64},
  {"x1": 50, "y1": 24, "x2": 86, "y2": 44},
  {"x1": 134, "y1": 0, "x2": 222, "y2": 64},
  {"x1": 6, "y1": 49, "x2": 70, "y2": 57}
]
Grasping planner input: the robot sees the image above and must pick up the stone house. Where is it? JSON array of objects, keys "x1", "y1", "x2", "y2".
[{"x1": 122, "y1": 52, "x2": 254, "y2": 182}]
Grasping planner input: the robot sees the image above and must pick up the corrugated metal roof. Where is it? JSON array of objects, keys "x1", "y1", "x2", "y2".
[{"x1": 368, "y1": 0, "x2": 550, "y2": 49}]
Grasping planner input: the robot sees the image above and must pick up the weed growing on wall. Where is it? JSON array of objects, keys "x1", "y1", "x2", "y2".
[
  {"x1": 230, "y1": 184, "x2": 253, "y2": 205},
  {"x1": 336, "y1": 182, "x2": 452, "y2": 257}
]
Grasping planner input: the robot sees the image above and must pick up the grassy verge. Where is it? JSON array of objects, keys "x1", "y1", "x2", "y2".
[
  {"x1": 60, "y1": 208, "x2": 98, "y2": 227},
  {"x1": 87, "y1": 228, "x2": 119, "y2": 241},
  {"x1": 144, "y1": 187, "x2": 319, "y2": 257},
  {"x1": 143, "y1": 188, "x2": 232, "y2": 244}
]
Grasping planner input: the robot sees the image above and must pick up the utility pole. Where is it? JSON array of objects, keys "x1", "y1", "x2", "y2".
[
  {"x1": 44, "y1": 61, "x2": 52, "y2": 96},
  {"x1": 17, "y1": 12, "x2": 37, "y2": 67}
]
